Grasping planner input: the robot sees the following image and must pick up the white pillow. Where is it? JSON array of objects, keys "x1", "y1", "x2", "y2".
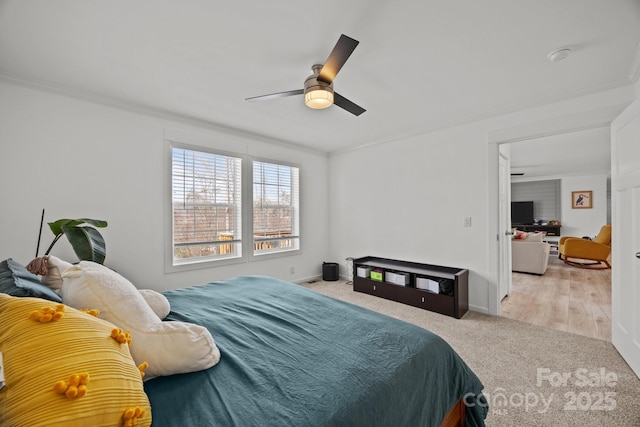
[
  {"x1": 61, "y1": 261, "x2": 220, "y2": 379},
  {"x1": 139, "y1": 289, "x2": 171, "y2": 320},
  {"x1": 524, "y1": 232, "x2": 545, "y2": 242},
  {"x1": 41, "y1": 255, "x2": 73, "y2": 290},
  {"x1": 42, "y1": 256, "x2": 171, "y2": 319}
]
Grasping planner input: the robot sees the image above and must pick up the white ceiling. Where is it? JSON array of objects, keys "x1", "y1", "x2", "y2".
[
  {"x1": 510, "y1": 127, "x2": 612, "y2": 180},
  {"x1": 1, "y1": 1, "x2": 639, "y2": 156}
]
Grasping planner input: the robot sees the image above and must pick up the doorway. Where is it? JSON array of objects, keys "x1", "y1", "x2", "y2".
[{"x1": 497, "y1": 127, "x2": 612, "y2": 339}]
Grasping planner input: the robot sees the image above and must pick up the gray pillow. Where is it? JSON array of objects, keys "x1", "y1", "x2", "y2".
[{"x1": 0, "y1": 258, "x2": 62, "y2": 302}]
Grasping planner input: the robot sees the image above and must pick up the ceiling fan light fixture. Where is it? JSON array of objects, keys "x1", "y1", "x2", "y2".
[
  {"x1": 305, "y1": 88, "x2": 334, "y2": 109},
  {"x1": 304, "y1": 65, "x2": 334, "y2": 110},
  {"x1": 247, "y1": 38, "x2": 365, "y2": 116}
]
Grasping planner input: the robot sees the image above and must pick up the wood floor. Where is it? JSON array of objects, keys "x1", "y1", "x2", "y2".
[{"x1": 501, "y1": 256, "x2": 612, "y2": 341}]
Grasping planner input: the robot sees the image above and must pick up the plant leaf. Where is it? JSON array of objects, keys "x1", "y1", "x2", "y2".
[
  {"x1": 76, "y1": 218, "x2": 108, "y2": 228},
  {"x1": 48, "y1": 219, "x2": 76, "y2": 236},
  {"x1": 62, "y1": 225, "x2": 106, "y2": 264},
  {"x1": 48, "y1": 218, "x2": 107, "y2": 235}
]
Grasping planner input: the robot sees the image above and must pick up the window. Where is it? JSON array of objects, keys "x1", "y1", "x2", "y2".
[
  {"x1": 168, "y1": 142, "x2": 301, "y2": 269},
  {"x1": 171, "y1": 146, "x2": 242, "y2": 265},
  {"x1": 252, "y1": 160, "x2": 300, "y2": 256}
]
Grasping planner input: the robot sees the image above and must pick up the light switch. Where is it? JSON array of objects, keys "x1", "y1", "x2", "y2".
[{"x1": 464, "y1": 217, "x2": 472, "y2": 227}]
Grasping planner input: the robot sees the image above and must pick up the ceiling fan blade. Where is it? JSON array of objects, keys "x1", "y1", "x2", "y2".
[
  {"x1": 245, "y1": 89, "x2": 303, "y2": 102},
  {"x1": 333, "y1": 92, "x2": 366, "y2": 116},
  {"x1": 318, "y1": 34, "x2": 359, "y2": 84}
]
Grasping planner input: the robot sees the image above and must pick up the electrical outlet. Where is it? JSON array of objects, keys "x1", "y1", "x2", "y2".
[
  {"x1": 289, "y1": 266, "x2": 295, "y2": 275},
  {"x1": 464, "y1": 217, "x2": 472, "y2": 227}
]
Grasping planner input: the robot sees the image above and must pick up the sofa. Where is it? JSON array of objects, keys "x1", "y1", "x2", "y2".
[{"x1": 511, "y1": 231, "x2": 551, "y2": 275}]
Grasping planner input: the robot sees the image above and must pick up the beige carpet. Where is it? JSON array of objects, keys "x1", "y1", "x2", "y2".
[{"x1": 299, "y1": 280, "x2": 640, "y2": 427}]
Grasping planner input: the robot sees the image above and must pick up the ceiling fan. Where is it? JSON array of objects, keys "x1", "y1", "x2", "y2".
[{"x1": 245, "y1": 34, "x2": 366, "y2": 116}]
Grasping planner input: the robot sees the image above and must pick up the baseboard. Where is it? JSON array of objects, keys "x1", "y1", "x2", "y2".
[
  {"x1": 469, "y1": 304, "x2": 489, "y2": 314},
  {"x1": 293, "y1": 274, "x2": 323, "y2": 284}
]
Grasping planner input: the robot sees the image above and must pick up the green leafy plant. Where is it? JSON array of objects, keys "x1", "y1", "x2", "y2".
[
  {"x1": 26, "y1": 213, "x2": 108, "y2": 277},
  {"x1": 43, "y1": 218, "x2": 108, "y2": 264}
]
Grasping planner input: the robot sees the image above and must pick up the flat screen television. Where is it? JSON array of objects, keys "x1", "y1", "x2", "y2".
[{"x1": 511, "y1": 201, "x2": 534, "y2": 225}]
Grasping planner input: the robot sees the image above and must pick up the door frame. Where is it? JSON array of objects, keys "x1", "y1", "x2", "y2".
[
  {"x1": 498, "y1": 151, "x2": 512, "y2": 303},
  {"x1": 487, "y1": 106, "x2": 627, "y2": 316}
]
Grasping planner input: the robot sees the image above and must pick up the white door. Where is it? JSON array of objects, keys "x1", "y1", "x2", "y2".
[
  {"x1": 611, "y1": 97, "x2": 640, "y2": 378},
  {"x1": 498, "y1": 153, "x2": 512, "y2": 302}
]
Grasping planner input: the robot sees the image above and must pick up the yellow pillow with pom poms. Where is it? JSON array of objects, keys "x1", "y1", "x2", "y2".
[{"x1": 0, "y1": 293, "x2": 151, "y2": 427}]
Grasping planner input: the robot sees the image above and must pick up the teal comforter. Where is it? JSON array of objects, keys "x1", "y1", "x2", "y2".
[{"x1": 144, "y1": 276, "x2": 487, "y2": 426}]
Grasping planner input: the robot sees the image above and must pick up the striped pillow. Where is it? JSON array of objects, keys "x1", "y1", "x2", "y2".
[{"x1": 0, "y1": 294, "x2": 151, "y2": 427}]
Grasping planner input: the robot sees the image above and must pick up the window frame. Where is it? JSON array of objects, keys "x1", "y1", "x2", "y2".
[
  {"x1": 165, "y1": 141, "x2": 301, "y2": 273},
  {"x1": 249, "y1": 157, "x2": 301, "y2": 261},
  {"x1": 165, "y1": 141, "x2": 246, "y2": 272}
]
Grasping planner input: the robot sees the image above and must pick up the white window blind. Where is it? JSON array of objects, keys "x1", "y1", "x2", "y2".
[
  {"x1": 172, "y1": 146, "x2": 242, "y2": 264},
  {"x1": 252, "y1": 160, "x2": 300, "y2": 255}
]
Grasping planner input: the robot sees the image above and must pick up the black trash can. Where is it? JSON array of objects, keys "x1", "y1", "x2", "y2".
[{"x1": 322, "y1": 262, "x2": 339, "y2": 281}]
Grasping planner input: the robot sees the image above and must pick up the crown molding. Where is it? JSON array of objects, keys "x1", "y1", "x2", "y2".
[
  {"x1": 0, "y1": 71, "x2": 632, "y2": 160},
  {"x1": 510, "y1": 169, "x2": 611, "y2": 183},
  {"x1": 0, "y1": 74, "x2": 328, "y2": 157},
  {"x1": 331, "y1": 79, "x2": 634, "y2": 157}
]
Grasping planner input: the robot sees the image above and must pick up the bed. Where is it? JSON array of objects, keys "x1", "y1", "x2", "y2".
[{"x1": 143, "y1": 275, "x2": 487, "y2": 426}]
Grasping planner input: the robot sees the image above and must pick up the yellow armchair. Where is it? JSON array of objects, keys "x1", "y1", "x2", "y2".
[{"x1": 559, "y1": 224, "x2": 611, "y2": 269}]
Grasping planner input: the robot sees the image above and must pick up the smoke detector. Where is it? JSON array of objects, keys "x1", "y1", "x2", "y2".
[{"x1": 547, "y1": 48, "x2": 572, "y2": 62}]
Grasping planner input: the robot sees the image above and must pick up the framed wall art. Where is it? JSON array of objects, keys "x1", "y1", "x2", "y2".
[{"x1": 571, "y1": 191, "x2": 592, "y2": 209}]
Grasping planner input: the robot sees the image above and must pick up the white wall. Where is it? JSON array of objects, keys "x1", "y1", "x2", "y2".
[
  {"x1": 329, "y1": 122, "x2": 492, "y2": 312},
  {"x1": 560, "y1": 174, "x2": 609, "y2": 238},
  {"x1": 1, "y1": 79, "x2": 634, "y2": 313},
  {"x1": 329, "y1": 85, "x2": 635, "y2": 314},
  {"x1": 0, "y1": 80, "x2": 330, "y2": 291}
]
